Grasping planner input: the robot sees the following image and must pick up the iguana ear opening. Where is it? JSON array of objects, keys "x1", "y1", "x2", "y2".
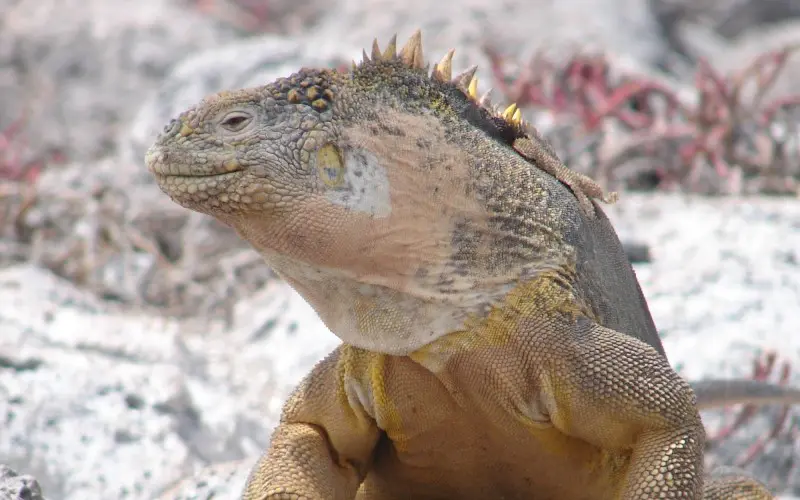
[{"x1": 316, "y1": 143, "x2": 346, "y2": 188}]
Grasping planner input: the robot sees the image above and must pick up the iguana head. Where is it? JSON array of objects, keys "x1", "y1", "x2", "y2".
[{"x1": 146, "y1": 30, "x2": 558, "y2": 353}]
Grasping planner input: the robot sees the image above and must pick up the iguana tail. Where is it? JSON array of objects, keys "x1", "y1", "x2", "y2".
[{"x1": 691, "y1": 379, "x2": 800, "y2": 410}]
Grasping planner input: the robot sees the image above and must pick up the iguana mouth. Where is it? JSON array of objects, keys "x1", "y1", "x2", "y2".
[
  {"x1": 145, "y1": 147, "x2": 243, "y2": 177},
  {"x1": 151, "y1": 170, "x2": 240, "y2": 179}
]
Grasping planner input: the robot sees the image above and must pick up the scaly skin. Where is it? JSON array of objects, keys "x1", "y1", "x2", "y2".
[{"x1": 146, "y1": 30, "x2": 799, "y2": 499}]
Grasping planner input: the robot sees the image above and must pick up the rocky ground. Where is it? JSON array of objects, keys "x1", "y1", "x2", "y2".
[{"x1": 1, "y1": 0, "x2": 800, "y2": 499}]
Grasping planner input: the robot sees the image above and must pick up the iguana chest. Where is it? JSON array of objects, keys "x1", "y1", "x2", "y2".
[{"x1": 340, "y1": 344, "x2": 629, "y2": 500}]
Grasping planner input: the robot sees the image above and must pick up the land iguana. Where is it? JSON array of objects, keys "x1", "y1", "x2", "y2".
[{"x1": 146, "y1": 30, "x2": 800, "y2": 499}]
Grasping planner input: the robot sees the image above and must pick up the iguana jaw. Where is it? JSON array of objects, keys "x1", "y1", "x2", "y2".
[{"x1": 145, "y1": 147, "x2": 245, "y2": 217}]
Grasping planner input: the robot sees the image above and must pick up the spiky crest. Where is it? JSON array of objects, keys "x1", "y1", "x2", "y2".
[{"x1": 355, "y1": 30, "x2": 523, "y2": 129}]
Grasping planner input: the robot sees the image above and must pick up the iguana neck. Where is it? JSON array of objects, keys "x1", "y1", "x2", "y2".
[{"x1": 265, "y1": 250, "x2": 564, "y2": 355}]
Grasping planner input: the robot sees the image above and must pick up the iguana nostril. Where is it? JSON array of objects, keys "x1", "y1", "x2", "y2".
[{"x1": 162, "y1": 119, "x2": 181, "y2": 137}]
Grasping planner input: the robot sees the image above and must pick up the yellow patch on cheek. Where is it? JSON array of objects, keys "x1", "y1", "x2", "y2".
[
  {"x1": 316, "y1": 143, "x2": 345, "y2": 187},
  {"x1": 223, "y1": 158, "x2": 240, "y2": 172}
]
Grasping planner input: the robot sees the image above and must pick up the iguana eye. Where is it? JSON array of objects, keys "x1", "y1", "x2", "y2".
[{"x1": 220, "y1": 111, "x2": 252, "y2": 132}]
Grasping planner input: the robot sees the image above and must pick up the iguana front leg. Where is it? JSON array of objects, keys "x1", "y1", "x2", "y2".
[
  {"x1": 243, "y1": 346, "x2": 380, "y2": 500},
  {"x1": 528, "y1": 316, "x2": 771, "y2": 499}
]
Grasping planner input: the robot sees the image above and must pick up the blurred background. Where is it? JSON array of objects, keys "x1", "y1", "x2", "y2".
[{"x1": 1, "y1": 1, "x2": 799, "y2": 499}]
